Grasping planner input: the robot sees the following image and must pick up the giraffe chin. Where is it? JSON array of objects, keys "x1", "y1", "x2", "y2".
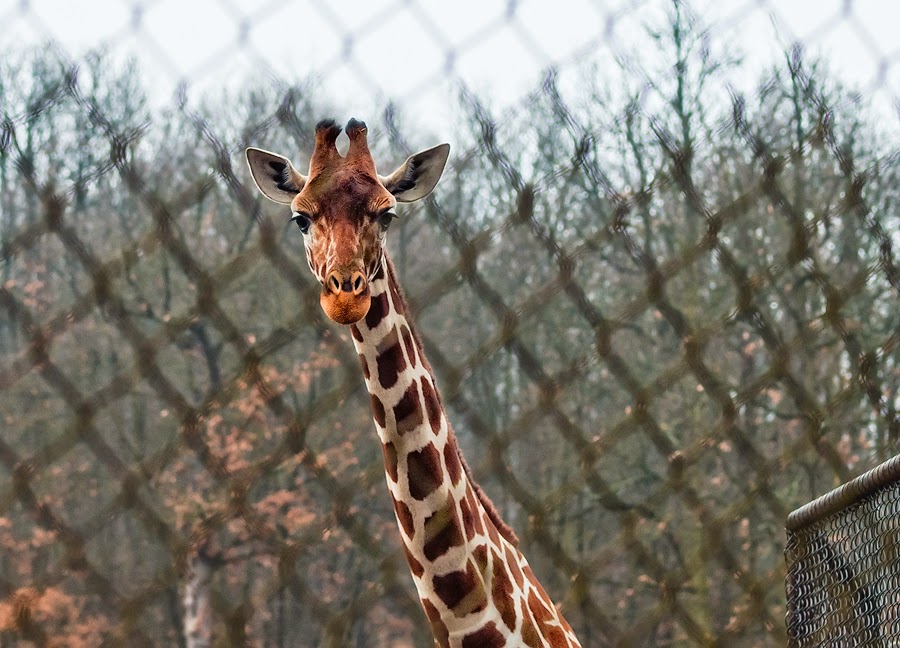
[{"x1": 320, "y1": 290, "x2": 371, "y2": 325}]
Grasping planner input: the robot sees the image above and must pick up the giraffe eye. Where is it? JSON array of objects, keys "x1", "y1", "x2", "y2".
[
  {"x1": 291, "y1": 212, "x2": 312, "y2": 234},
  {"x1": 378, "y1": 212, "x2": 396, "y2": 231}
]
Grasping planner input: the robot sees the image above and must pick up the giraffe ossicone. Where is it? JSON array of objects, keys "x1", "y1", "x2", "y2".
[{"x1": 247, "y1": 119, "x2": 582, "y2": 648}]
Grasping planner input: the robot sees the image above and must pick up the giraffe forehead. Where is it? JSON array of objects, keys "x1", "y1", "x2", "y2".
[{"x1": 295, "y1": 168, "x2": 394, "y2": 215}]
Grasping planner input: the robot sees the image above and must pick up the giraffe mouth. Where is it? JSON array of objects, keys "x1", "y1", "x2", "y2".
[{"x1": 320, "y1": 288, "x2": 371, "y2": 325}]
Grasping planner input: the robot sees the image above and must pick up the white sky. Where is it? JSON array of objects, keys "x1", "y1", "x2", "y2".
[{"x1": 1, "y1": 0, "x2": 898, "y2": 137}]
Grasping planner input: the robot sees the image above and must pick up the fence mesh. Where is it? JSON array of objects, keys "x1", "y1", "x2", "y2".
[
  {"x1": 0, "y1": 1, "x2": 899, "y2": 646},
  {"x1": 785, "y1": 454, "x2": 900, "y2": 647}
]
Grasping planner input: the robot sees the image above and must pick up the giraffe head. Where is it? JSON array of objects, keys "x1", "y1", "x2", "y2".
[{"x1": 246, "y1": 118, "x2": 450, "y2": 325}]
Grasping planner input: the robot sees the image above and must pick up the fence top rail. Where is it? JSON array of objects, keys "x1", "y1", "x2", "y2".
[{"x1": 786, "y1": 453, "x2": 900, "y2": 532}]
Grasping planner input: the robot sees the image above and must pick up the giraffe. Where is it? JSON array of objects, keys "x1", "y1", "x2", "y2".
[{"x1": 246, "y1": 119, "x2": 582, "y2": 648}]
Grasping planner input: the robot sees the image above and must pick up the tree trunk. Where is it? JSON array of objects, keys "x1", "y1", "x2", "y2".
[{"x1": 183, "y1": 547, "x2": 214, "y2": 648}]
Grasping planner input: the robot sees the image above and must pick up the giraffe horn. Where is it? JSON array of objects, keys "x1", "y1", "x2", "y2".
[
  {"x1": 345, "y1": 118, "x2": 377, "y2": 173},
  {"x1": 310, "y1": 119, "x2": 342, "y2": 170}
]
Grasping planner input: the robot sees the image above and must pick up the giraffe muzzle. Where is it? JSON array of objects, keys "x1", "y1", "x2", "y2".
[
  {"x1": 326, "y1": 270, "x2": 366, "y2": 297},
  {"x1": 320, "y1": 269, "x2": 370, "y2": 325}
]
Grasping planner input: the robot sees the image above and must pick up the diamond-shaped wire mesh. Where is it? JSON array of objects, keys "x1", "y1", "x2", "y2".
[
  {"x1": 0, "y1": 0, "x2": 899, "y2": 646},
  {"x1": 786, "y1": 454, "x2": 900, "y2": 646}
]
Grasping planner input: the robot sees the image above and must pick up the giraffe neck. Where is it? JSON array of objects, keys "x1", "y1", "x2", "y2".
[{"x1": 348, "y1": 255, "x2": 582, "y2": 648}]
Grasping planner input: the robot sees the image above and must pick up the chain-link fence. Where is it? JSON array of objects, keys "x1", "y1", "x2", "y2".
[
  {"x1": 785, "y1": 453, "x2": 900, "y2": 647},
  {"x1": 1, "y1": 1, "x2": 899, "y2": 646}
]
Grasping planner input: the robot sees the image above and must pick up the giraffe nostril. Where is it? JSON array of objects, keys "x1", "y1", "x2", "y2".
[
  {"x1": 350, "y1": 271, "x2": 366, "y2": 296},
  {"x1": 326, "y1": 270, "x2": 366, "y2": 296},
  {"x1": 327, "y1": 273, "x2": 342, "y2": 295}
]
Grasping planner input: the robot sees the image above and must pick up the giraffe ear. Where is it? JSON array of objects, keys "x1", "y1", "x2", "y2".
[
  {"x1": 246, "y1": 147, "x2": 307, "y2": 205},
  {"x1": 380, "y1": 143, "x2": 450, "y2": 203}
]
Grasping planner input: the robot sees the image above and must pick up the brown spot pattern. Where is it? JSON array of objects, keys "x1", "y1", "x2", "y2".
[
  {"x1": 420, "y1": 376, "x2": 442, "y2": 434},
  {"x1": 459, "y1": 485, "x2": 476, "y2": 541},
  {"x1": 492, "y1": 550, "x2": 517, "y2": 632},
  {"x1": 358, "y1": 353, "x2": 369, "y2": 379},
  {"x1": 505, "y1": 545, "x2": 524, "y2": 588},
  {"x1": 364, "y1": 290, "x2": 389, "y2": 330},
  {"x1": 485, "y1": 513, "x2": 501, "y2": 545},
  {"x1": 465, "y1": 485, "x2": 484, "y2": 538},
  {"x1": 350, "y1": 324, "x2": 363, "y2": 342},
  {"x1": 407, "y1": 443, "x2": 443, "y2": 500},
  {"x1": 443, "y1": 440, "x2": 462, "y2": 486},
  {"x1": 473, "y1": 543, "x2": 489, "y2": 575},
  {"x1": 462, "y1": 622, "x2": 505, "y2": 648},
  {"x1": 393, "y1": 498, "x2": 414, "y2": 538},
  {"x1": 529, "y1": 591, "x2": 567, "y2": 646},
  {"x1": 403, "y1": 543, "x2": 424, "y2": 578},
  {"x1": 393, "y1": 381, "x2": 424, "y2": 435},
  {"x1": 432, "y1": 560, "x2": 486, "y2": 615},
  {"x1": 520, "y1": 597, "x2": 542, "y2": 648},
  {"x1": 525, "y1": 567, "x2": 555, "y2": 610},
  {"x1": 421, "y1": 599, "x2": 449, "y2": 648},
  {"x1": 423, "y1": 496, "x2": 464, "y2": 561},
  {"x1": 400, "y1": 324, "x2": 416, "y2": 367},
  {"x1": 382, "y1": 442, "x2": 398, "y2": 482},
  {"x1": 376, "y1": 329, "x2": 406, "y2": 389},
  {"x1": 389, "y1": 278, "x2": 405, "y2": 315},
  {"x1": 371, "y1": 394, "x2": 386, "y2": 428}
]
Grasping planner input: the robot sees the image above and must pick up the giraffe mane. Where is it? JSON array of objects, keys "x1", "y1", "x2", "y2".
[
  {"x1": 384, "y1": 256, "x2": 520, "y2": 547},
  {"x1": 454, "y1": 429, "x2": 520, "y2": 547}
]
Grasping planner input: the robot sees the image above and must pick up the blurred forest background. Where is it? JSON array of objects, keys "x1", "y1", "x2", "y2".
[{"x1": 1, "y1": 0, "x2": 899, "y2": 646}]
